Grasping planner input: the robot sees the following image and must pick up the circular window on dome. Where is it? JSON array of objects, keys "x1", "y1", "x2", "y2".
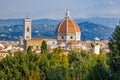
[
  {"x1": 61, "y1": 36, "x2": 64, "y2": 39},
  {"x1": 70, "y1": 36, "x2": 73, "y2": 39}
]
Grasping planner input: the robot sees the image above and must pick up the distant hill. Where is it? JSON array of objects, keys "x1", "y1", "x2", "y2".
[
  {"x1": 0, "y1": 19, "x2": 23, "y2": 26},
  {"x1": 78, "y1": 22, "x2": 113, "y2": 41},
  {"x1": 0, "y1": 18, "x2": 115, "y2": 41},
  {"x1": 0, "y1": 17, "x2": 119, "y2": 28},
  {"x1": 75, "y1": 17, "x2": 120, "y2": 28}
]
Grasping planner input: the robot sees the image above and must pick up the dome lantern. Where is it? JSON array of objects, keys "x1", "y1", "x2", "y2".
[{"x1": 66, "y1": 9, "x2": 70, "y2": 18}]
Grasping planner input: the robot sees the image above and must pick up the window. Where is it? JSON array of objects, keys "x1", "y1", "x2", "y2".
[
  {"x1": 36, "y1": 46, "x2": 39, "y2": 49},
  {"x1": 26, "y1": 36, "x2": 29, "y2": 39},
  {"x1": 27, "y1": 27, "x2": 29, "y2": 32},
  {"x1": 70, "y1": 36, "x2": 73, "y2": 39},
  {"x1": 52, "y1": 42, "x2": 55, "y2": 44},
  {"x1": 61, "y1": 36, "x2": 64, "y2": 39}
]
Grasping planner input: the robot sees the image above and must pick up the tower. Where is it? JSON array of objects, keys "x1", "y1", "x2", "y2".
[
  {"x1": 19, "y1": 36, "x2": 24, "y2": 46},
  {"x1": 92, "y1": 38, "x2": 100, "y2": 54},
  {"x1": 23, "y1": 18, "x2": 32, "y2": 40}
]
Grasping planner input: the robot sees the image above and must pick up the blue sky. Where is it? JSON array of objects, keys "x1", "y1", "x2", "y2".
[{"x1": 0, "y1": 0, "x2": 120, "y2": 19}]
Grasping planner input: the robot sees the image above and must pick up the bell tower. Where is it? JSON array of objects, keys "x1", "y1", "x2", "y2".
[
  {"x1": 23, "y1": 18, "x2": 32, "y2": 40},
  {"x1": 92, "y1": 38, "x2": 100, "y2": 54}
]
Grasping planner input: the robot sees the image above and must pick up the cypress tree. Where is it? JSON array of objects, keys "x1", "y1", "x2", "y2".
[
  {"x1": 109, "y1": 24, "x2": 120, "y2": 80},
  {"x1": 41, "y1": 40, "x2": 48, "y2": 54}
]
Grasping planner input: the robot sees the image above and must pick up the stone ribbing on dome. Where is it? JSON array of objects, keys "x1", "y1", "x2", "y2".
[
  {"x1": 56, "y1": 10, "x2": 81, "y2": 43},
  {"x1": 56, "y1": 18, "x2": 80, "y2": 33},
  {"x1": 56, "y1": 19, "x2": 66, "y2": 33}
]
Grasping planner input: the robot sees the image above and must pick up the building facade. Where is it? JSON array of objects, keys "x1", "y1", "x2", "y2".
[{"x1": 23, "y1": 10, "x2": 100, "y2": 54}]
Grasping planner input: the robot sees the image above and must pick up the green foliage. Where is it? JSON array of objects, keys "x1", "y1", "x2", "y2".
[
  {"x1": 52, "y1": 46, "x2": 64, "y2": 54},
  {"x1": 0, "y1": 48, "x2": 110, "y2": 80},
  {"x1": 87, "y1": 54, "x2": 110, "y2": 80},
  {"x1": 41, "y1": 40, "x2": 48, "y2": 54},
  {"x1": 0, "y1": 52, "x2": 41, "y2": 80},
  {"x1": 108, "y1": 25, "x2": 120, "y2": 79},
  {"x1": 27, "y1": 46, "x2": 33, "y2": 54},
  {"x1": 68, "y1": 50, "x2": 82, "y2": 80},
  {"x1": 39, "y1": 49, "x2": 68, "y2": 80}
]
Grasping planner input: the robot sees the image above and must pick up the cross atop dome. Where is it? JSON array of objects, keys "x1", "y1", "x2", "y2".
[{"x1": 66, "y1": 9, "x2": 70, "y2": 18}]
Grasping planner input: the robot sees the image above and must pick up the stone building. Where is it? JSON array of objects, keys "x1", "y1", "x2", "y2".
[{"x1": 22, "y1": 10, "x2": 99, "y2": 53}]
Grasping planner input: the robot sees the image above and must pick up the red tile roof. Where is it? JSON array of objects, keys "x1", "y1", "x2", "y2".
[
  {"x1": 28, "y1": 38, "x2": 56, "y2": 41},
  {"x1": 67, "y1": 41, "x2": 77, "y2": 46},
  {"x1": 56, "y1": 18, "x2": 80, "y2": 33}
]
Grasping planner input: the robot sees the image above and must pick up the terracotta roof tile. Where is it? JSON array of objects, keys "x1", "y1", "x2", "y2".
[
  {"x1": 28, "y1": 38, "x2": 56, "y2": 41},
  {"x1": 56, "y1": 18, "x2": 80, "y2": 33},
  {"x1": 67, "y1": 41, "x2": 77, "y2": 46}
]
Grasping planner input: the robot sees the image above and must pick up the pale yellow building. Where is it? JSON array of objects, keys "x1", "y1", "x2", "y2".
[{"x1": 24, "y1": 38, "x2": 57, "y2": 51}]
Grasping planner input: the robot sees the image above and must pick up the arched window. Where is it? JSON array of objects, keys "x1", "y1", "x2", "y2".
[{"x1": 27, "y1": 27, "x2": 29, "y2": 32}]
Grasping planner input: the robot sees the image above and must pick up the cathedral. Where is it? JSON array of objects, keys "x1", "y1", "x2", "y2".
[{"x1": 22, "y1": 10, "x2": 100, "y2": 54}]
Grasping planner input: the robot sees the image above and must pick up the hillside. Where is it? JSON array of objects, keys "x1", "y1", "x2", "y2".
[
  {"x1": 79, "y1": 22, "x2": 113, "y2": 41},
  {"x1": 75, "y1": 17, "x2": 120, "y2": 28},
  {"x1": 0, "y1": 19, "x2": 114, "y2": 41}
]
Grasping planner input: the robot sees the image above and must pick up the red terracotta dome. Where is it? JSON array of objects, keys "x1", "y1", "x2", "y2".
[{"x1": 56, "y1": 10, "x2": 80, "y2": 33}]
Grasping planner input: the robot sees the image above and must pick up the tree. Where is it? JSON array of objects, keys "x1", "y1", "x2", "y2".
[
  {"x1": 41, "y1": 40, "x2": 48, "y2": 54},
  {"x1": 27, "y1": 46, "x2": 33, "y2": 54},
  {"x1": 109, "y1": 24, "x2": 120, "y2": 79},
  {"x1": 52, "y1": 46, "x2": 64, "y2": 54},
  {"x1": 87, "y1": 54, "x2": 110, "y2": 80},
  {"x1": 68, "y1": 50, "x2": 82, "y2": 80},
  {"x1": 0, "y1": 52, "x2": 41, "y2": 80},
  {"x1": 39, "y1": 49, "x2": 68, "y2": 80}
]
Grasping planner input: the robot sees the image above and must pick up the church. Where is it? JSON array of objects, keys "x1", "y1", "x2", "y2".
[{"x1": 21, "y1": 10, "x2": 100, "y2": 54}]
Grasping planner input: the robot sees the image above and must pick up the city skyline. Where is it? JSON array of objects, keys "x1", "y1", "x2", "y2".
[{"x1": 0, "y1": 0, "x2": 120, "y2": 19}]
